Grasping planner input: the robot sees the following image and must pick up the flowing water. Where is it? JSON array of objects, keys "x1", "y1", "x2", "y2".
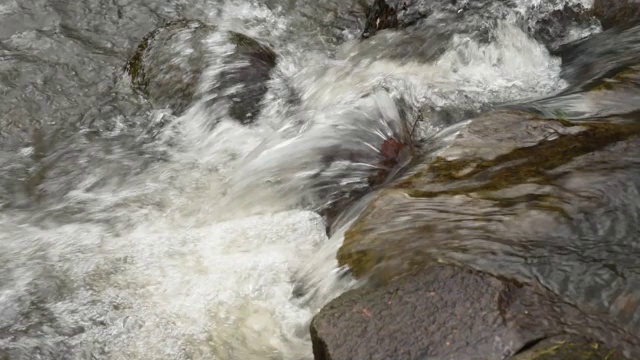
[{"x1": 0, "y1": 0, "x2": 630, "y2": 358}]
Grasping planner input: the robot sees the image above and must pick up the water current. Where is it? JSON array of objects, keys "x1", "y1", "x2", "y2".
[{"x1": 0, "y1": 0, "x2": 625, "y2": 358}]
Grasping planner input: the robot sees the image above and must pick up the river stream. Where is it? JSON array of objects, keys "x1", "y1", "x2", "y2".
[{"x1": 1, "y1": 0, "x2": 629, "y2": 359}]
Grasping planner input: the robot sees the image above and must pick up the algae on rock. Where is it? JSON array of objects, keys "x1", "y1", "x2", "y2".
[
  {"x1": 125, "y1": 20, "x2": 278, "y2": 124},
  {"x1": 125, "y1": 19, "x2": 210, "y2": 114}
]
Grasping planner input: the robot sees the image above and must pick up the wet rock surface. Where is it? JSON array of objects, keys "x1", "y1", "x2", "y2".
[
  {"x1": 512, "y1": 335, "x2": 626, "y2": 360},
  {"x1": 310, "y1": 265, "x2": 629, "y2": 360},
  {"x1": 205, "y1": 31, "x2": 278, "y2": 124},
  {"x1": 358, "y1": 0, "x2": 506, "y2": 61},
  {"x1": 308, "y1": 3, "x2": 640, "y2": 359},
  {"x1": 126, "y1": 20, "x2": 277, "y2": 123},
  {"x1": 593, "y1": 0, "x2": 640, "y2": 31},
  {"x1": 361, "y1": 0, "x2": 500, "y2": 38},
  {"x1": 328, "y1": 104, "x2": 640, "y2": 359},
  {"x1": 126, "y1": 19, "x2": 211, "y2": 114},
  {"x1": 528, "y1": 3, "x2": 599, "y2": 51},
  {"x1": 518, "y1": 24, "x2": 640, "y2": 121},
  {"x1": 551, "y1": 24, "x2": 640, "y2": 89},
  {"x1": 338, "y1": 110, "x2": 640, "y2": 276}
]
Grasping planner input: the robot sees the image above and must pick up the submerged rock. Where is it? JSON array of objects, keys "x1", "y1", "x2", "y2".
[
  {"x1": 593, "y1": 0, "x2": 640, "y2": 31},
  {"x1": 206, "y1": 31, "x2": 278, "y2": 124},
  {"x1": 519, "y1": 64, "x2": 640, "y2": 121},
  {"x1": 357, "y1": 0, "x2": 598, "y2": 63},
  {"x1": 311, "y1": 265, "x2": 628, "y2": 360},
  {"x1": 125, "y1": 19, "x2": 210, "y2": 115},
  {"x1": 360, "y1": 0, "x2": 502, "y2": 40},
  {"x1": 125, "y1": 20, "x2": 277, "y2": 123},
  {"x1": 338, "y1": 110, "x2": 640, "y2": 277},
  {"x1": 360, "y1": 0, "x2": 499, "y2": 38},
  {"x1": 361, "y1": 0, "x2": 399, "y2": 39},
  {"x1": 226, "y1": 91, "x2": 418, "y2": 229}
]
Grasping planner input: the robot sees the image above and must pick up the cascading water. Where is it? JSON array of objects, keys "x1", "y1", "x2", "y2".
[{"x1": 0, "y1": 0, "x2": 622, "y2": 358}]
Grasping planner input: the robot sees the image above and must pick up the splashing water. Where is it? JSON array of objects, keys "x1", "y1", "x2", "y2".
[{"x1": 0, "y1": 0, "x2": 599, "y2": 358}]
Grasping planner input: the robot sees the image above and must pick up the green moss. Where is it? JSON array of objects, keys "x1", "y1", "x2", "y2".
[
  {"x1": 408, "y1": 122, "x2": 640, "y2": 198},
  {"x1": 124, "y1": 19, "x2": 207, "y2": 93},
  {"x1": 125, "y1": 30, "x2": 153, "y2": 92},
  {"x1": 339, "y1": 120, "x2": 640, "y2": 278},
  {"x1": 588, "y1": 67, "x2": 639, "y2": 92}
]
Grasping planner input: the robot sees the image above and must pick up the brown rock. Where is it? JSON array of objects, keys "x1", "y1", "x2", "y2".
[
  {"x1": 310, "y1": 265, "x2": 631, "y2": 360},
  {"x1": 511, "y1": 335, "x2": 626, "y2": 360}
]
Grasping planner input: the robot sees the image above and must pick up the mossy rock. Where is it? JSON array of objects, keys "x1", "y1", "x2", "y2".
[
  {"x1": 125, "y1": 19, "x2": 211, "y2": 114},
  {"x1": 125, "y1": 20, "x2": 278, "y2": 123},
  {"x1": 593, "y1": 0, "x2": 640, "y2": 31},
  {"x1": 338, "y1": 110, "x2": 640, "y2": 278},
  {"x1": 334, "y1": 109, "x2": 640, "y2": 357}
]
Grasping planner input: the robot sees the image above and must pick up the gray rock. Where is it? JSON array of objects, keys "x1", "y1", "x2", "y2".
[
  {"x1": 125, "y1": 20, "x2": 277, "y2": 124},
  {"x1": 310, "y1": 265, "x2": 629, "y2": 360},
  {"x1": 125, "y1": 19, "x2": 211, "y2": 115},
  {"x1": 551, "y1": 24, "x2": 640, "y2": 89}
]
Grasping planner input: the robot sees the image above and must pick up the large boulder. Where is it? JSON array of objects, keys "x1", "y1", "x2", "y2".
[
  {"x1": 324, "y1": 108, "x2": 640, "y2": 358},
  {"x1": 311, "y1": 265, "x2": 629, "y2": 360},
  {"x1": 125, "y1": 20, "x2": 277, "y2": 123},
  {"x1": 593, "y1": 0, "x2": 640, "y2": 30},
  {"x1": 125, "y1": 19, "x2": 210, "y2": 115},
  {"x1": 312, "y1": 12, "x2": 640, "y2": 358},
  {"x1": 337, "y1": 110, "x2": 640, "y2": 278}
]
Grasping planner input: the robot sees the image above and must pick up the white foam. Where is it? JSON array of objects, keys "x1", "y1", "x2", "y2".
[{"x1": 0, "y1": 210, "x2": 332, "y2": 359}]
